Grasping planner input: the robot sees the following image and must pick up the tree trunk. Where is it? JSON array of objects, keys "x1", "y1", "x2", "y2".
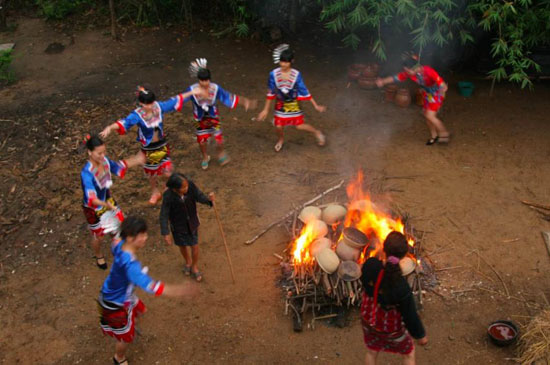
[
  {"x1": 0, "y1": 0, "x2": 7, "y2": 31},
  {"x1": 109, "y1": 0, "x2": 117, "y2": 40},
  {"x1": 289, "y1": 0, "x2": 297, "y2": 33}
]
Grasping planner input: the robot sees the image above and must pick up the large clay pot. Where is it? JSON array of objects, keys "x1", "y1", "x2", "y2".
[
  {"x1": 298, "y1": 206, "x2": 322, "y2": 224},
  {"x1": 347, "y1": 64, "x2": 367, "y2": 81},
  {"x1": 310, "y1": 237, "x2": 332, "y2": 258},
  {"x1": 342, "y1": 227, "x2": 368, "y2": 249},
  {"x1": 384, "y1": 84, "x2": 398, "y2": 102},
  {"x1": 358, "y1": 76, "x2": 376, "y2": 90},
  {"x1": 395, "y1": 88, "x2": 411, "y2": 107},
  {"x1": 322, "y1": 204, "x2": 347, "y2": 225},
  {"x1": 315, "y1": 248, "x2": 340, "y2": 274},
  {"x1": 415, "y1": 88, "x2": 424, "y2": 106},
  {"x1": 336, "y1": 239, "x2": 361, "y2": 261},
  {"x1": 362, "y1": 63, "x2": 379, "y2": 78}
]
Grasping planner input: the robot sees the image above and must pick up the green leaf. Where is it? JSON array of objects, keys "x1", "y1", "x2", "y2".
[{"x1": 342, "y1": 32, "x2": 361, "y2": 49}]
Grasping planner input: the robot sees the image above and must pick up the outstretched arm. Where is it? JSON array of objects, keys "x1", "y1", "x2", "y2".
[
  {"x1": 309, "y1": 97, "x2": 326, "y2": 113},
  {"x1": 375, "y1": 76, "x2": 396, "y2": 88},
  {"x1": 100, "y1": 113, "x2": 140, "y2": 138},
  {"x1": 257, "y1": 99, "x2": 273, "y2": 121}
]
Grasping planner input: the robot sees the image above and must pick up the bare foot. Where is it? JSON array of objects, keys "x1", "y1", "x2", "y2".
[{"x1": 274, "y1": 140, "x2": 284, "y2": 152}]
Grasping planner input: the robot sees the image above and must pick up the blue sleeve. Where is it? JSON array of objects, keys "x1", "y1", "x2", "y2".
[
  {"x1": 158, "y1": 97, "x2": 182, "y2": 114},
  {"x1": 107, "y1": 158, "x2": 127, "y2": 178},
  {"x1": 296, "y1": 72, "x2": 311, "y2": 100},
  {"x1": 81, "y1": 170, "x2": 98, "y2": 206},
  {"x1": 216, "y1": 85, "x2": 239, "y2": 109},
  {"x1": 117, "y1": 112, "x2": 141, "y2": 135},
  {"x1": 126, "y1": 259, "x2": 159, "y2": 294},
  {"x1": 267, "y1": 72, "x2": 276, "y2": 98}
]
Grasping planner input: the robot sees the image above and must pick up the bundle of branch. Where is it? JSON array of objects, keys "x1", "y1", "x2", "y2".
[{"x1": 518, "y1": 310, "x2": 550, "y2": 365}]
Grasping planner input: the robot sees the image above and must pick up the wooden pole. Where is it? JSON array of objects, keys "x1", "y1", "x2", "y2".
[
  {"x1": 109, "y1": 0, "x2": 117, "y2": 40},
  {"x1": 212, "y1": 201, "x2": 236, "y2": 283}
]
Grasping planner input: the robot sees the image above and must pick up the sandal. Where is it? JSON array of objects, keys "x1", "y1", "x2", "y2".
[
  {"x1": 218, "y1": 154, "x2": 230, "y2": 166},
  {"x1": 113, "y1": 357, "x2": 129, "y2": 365},
  {"x1": 148, "y1": 192, "x2": 162, "y2": 205},
  {"x1": 183, "y1": 265, "x2": 192, "y2": 276},
  {"x1": 316, "y1": 132, "x2": 326, "y2": 147},
  {"x1": 201, "y1": 156, "x2": 211, "y2": 170},
  {"x1": 274, "y1": 140, "x2": 284, "y2": 152},
  {"x1": 426, "y1": 136, "x2": 439, "y2": 145},
  {"x1": 95, "y1": 256, "x2": 107, "y2": 270},
  {"x1": 191, "y1": 271, "x2": 203, "y2": 282}
]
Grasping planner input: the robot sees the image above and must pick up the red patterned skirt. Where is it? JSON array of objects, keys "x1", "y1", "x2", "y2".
[
  {"x1": 141, "y1": 140, "x2": 173, "y2": 177},
  {"x1": 196, "y1": 117, "x2": 223, "y2": 144},
  {"x1": 273, "y1": 100, "x2": 305, "y2": 127},
  {"x1": 98, "y1": 297, "x2": 146, "y2": 343},
  {"x1": 360, "y1": 293, "x2": 414, "y2": 355}
]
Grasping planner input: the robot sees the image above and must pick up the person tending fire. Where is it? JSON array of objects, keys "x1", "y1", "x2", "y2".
[
  {"x1": 376, "y1": 53, "x2": 450, "y2": 145},
  {"x1": 257, "y1": 44, "x2": 326, "y2": 152},
  {"x1": 360, "y1": 231, "x2": 427, "y2": 365},
  {"x1": 159, "y1": 172, "x2": 214, "y2": 282}
]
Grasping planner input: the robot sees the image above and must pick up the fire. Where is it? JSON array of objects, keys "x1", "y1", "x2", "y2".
[
  {"x1": 345, "y1": 171, "x2": 415, "y2": 261},
  {"x1": 291, "y1": 170, "x2": 415, "y2": 265},
  {"x1": 292, "y1": 221, "x2": 317, "y2": 264}
]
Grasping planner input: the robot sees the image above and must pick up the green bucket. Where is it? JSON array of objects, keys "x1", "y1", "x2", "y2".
[{"x1": 458, "y1": 81, "x2": 474, "y2": 97}]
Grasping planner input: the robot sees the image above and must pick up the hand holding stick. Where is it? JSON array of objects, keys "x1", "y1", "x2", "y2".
[{"x1": 212, "y1": 197, "x2": 236, "y2": 283}]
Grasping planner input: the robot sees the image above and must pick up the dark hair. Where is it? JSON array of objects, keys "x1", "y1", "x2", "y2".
[
  {"x1": 382, "y1": 231, "x2": 409, "y2": 287},
  {"x1": 138, "y1": 87, "x2": 156, "y2": 104},
  {"x1": 85, "y1": 134, "x2": 105, "y2": 151},
  {"x1": 166, "y1": 172, "x2": 188, "y2": 190},
  {"x1": 279, "y1": 49, "x2": 294, "y2": 63},
  {"x1": 120, "y1": 216, "x2": 148, "y2": 240},
  {"x1": 197, "y1": 68, "x2": 211, "y2": 81},
  {"x1": 402, "y1": 57, "x2": 418, "y2": 69}
]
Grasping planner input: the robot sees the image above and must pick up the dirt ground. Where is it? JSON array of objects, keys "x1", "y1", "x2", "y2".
[{"x1": 1, "y1": 17, "x2": 550, "y2": 364}]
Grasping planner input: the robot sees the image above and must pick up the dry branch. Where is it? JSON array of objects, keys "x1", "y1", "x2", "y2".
[
  {"x1": 521, "y1": 200, "x2": 550, "y2": 211},
  {"x1": 244, "y1": 180, "x2": 345, "y2": 245}
]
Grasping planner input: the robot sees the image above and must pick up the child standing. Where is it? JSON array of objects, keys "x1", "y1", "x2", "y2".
[
  {"x1": 160, "y1": 173, "x2": 214, "y2": 282},
  {"x1": 98, "y1": 216, "x2": 197, "y2": 365}
]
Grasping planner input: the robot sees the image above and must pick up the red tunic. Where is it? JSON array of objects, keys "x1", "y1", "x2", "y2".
[{"x1": 395, "y1": 65, "x2": 445, "y2": 112}]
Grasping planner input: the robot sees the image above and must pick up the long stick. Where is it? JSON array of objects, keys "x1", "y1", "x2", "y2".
[
  {"x1": 521, "y1": 200, "x2": 550, "y2": 211},
  {"x1": 212, "y1": 201, "x2": 236, "y2": 283},
  {"x1": 244, "y1": 180, "x2": 345, "y2": 245}
]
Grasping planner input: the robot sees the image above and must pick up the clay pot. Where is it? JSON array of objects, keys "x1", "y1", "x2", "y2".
[
  {"x1": 358, "y1": 76, "x2": 376, "y2": 90},
  {"x1": 310, "y1": 219, "x2": 328, "y2": 239},
  {"x1": 315, "y1": 248, "x2": 340, "y2": 274},
  {"x1": 337, "y1": 261, "x2": 362, "y2": 281},
  {"x1": 347, "y1": 64, "x2": 367, "y2": 81},
  {"x1": 322, "y1": 204, "x2": 347, "y2": 225},
  {"x1": 362, "y1": 63, "x2": 379, "y2": 78},
  {"x1": 336, "y1": 239, "x2": 361, "y2": 261},
  {"x1": 399, "y1": 256, "x2": 416, "y2": 276},
  {"x1": 415, "y1": 88, "x2": 424, "y2": 106},
  {"x1": 342, "y1": 227, "x2": 368, "y2": 249},
  {"x1": 310, "y1": 237, "x2": 332, "y2": 258},
  {"x1": 298, "y1": 206, "x2": 322, "y2": 224},
  {"x1": 395, "y1": 88, "x2": 411, "y2": 107},
  {"x1": 384, "y1": 84, "x2": 398, "y2": 102}
]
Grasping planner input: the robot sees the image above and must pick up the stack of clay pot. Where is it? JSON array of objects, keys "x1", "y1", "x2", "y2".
[
  {"x1": 358, "y1": 63, "x2": 379, "y2": 90},
  {"x1": 347, "y1": 64, "x2": 367, "y2": 81},
  {"x1": 385, "y1": 85, "x2": 411, "y2": 108},
  {"x1": 335, "y1": 227, "x2": 368, "y2": 262}
]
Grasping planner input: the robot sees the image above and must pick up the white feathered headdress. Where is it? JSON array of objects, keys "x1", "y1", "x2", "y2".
[
  {"x1": 272, "y1": 44, "x2": 290, "y2": 64},
  {"x1": 188, "y1": 58, "x2": 208, "y2": 78}
]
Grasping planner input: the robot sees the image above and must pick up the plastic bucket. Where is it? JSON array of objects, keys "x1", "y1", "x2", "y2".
[{"x1": 458, "y1": 81, "x2": 474, "y2": 97}]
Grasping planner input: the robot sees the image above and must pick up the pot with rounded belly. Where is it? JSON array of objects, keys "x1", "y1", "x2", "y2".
[{"x1": 395, "y1": 88, "x2": 411, "y2": 107}]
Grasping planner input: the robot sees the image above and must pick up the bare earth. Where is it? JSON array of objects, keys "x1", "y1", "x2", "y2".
[{"x1": 1, "y1": 18, "x2": 550, "y2": 364}]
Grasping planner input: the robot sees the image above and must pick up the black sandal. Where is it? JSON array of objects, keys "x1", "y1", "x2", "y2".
[
  {"x1": 426, "y1": 136, "x2": 439, "y2": 145},
  {"x1": 95, "y1": 256, "x2": 107, "y2": 270},
  {"x1": 113, "y1": 357, "x2": 129, "y2": 365}
]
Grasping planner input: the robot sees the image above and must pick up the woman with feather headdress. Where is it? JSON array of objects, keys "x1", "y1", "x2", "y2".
[
  {"x1": 183, "y1": 58, "x2": 256, "y2": 170},
  {"x1": 257, "y1": 44, "x2": 326, "y2": 152}
]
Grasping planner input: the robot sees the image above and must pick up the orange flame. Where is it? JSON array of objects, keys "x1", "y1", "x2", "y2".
[
  {"x1": 292, "y1": 221, "x2": 318, "y2": 264},
  {"x1": 345, "y1": 170, "x2": 415, "y2": 263}
]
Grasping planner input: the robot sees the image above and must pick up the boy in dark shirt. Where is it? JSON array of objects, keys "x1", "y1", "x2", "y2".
[{"x1": 160, "y1": 173, "x2": 213, "y2": 282}]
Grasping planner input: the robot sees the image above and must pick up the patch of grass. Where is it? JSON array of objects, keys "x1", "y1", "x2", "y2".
[{"x1": 0, "y1": 49, "x2": 16, "y2": 84}]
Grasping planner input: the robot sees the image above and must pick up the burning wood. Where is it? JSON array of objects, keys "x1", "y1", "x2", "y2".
[{"x1": 278, "y1": 171, "x2": 431, "y2": 331}]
